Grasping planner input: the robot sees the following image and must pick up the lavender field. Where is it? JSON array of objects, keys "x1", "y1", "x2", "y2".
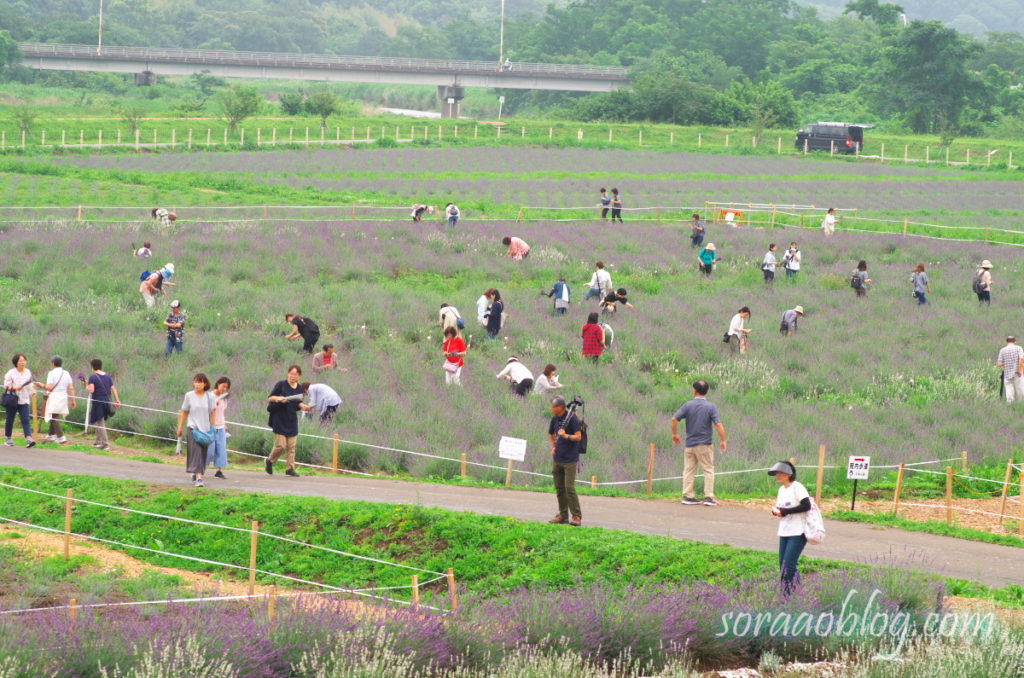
[{"x1": 0, "y1": 210, "x2": 1021, "y2": 493}]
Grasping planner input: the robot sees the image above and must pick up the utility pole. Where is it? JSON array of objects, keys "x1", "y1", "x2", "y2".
[
  {"x1": 97, "y1": 0, "x2": 104, "y2": 54},
  {"x1": 499, "y1": 0, "x2": 506, "y2": 67}
]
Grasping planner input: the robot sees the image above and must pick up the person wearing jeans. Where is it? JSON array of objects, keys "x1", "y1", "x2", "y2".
[
  {"x1": 164, "y1": 300, "x2": 186, "y2": 355},
  {"x1": 998, "y1": 336, "x2": 1024, "y2": 403},
  {"x1": 87, "y1": 358, "x2": 120, "y2": 450},
  {"x1": 769, "y1": 460, "x2": 811, "y2": 596},
  {"x1": 208, "y1": 377, "x2": 232, "y2": 479},
  {"x1": 548, "y1": 396, "x2": 583, "y2": 527},
  {"x1": 3, "y1": 353, "x2": 35, "y2": 448},
  {"x1": 671, "y1": 380, "x2": 727, "y2": 506}
]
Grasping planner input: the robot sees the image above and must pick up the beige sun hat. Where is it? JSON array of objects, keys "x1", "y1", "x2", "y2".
[
  {"x1": 980, "y1": 260, "x2": 993, "y2": 269},
  {"x1": 705, "y1": 243, "x2": 716, "y2": 251},
  {"x1": 794, "y1": 306, "x2": 805, "y2": 315}
]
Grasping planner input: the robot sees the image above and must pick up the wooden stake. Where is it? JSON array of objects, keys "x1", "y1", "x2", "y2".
[
  {"x1": 332, "y1": 433, "x2": 340, "y2": 474},
  {"x1": 31, "y1": 392, "x2": 40, "y2": 437},
  {"x1": 267, "y1": 585, "x2": 277, "y2": 621},
  {"x1": 776, "y1": 136, "x2": 781, "y2": 154},
  {"x1": 69, "y1": 598, "x2": 78, "y2": 624},
  {"x1": 459, "y1": 453, "x2": 468, "y2": 478},
  {"x1": 925, "y1": 146, "x2": 930, "y2": 163},
  {"x1": 76, "y1": 205, "x2": 83, "y2": 221},
  {"x1": 903, "y1": 217, "x2": 908, "y2": 237},
  {"x1": 505, "y1": 459, "x2": 513, "y2": 487},
  {"x1": 892, "y1": 463, "x2": 905, "y2": 516},
  {"x1": 262, "y1": 204, "x2": 269, "y2": 218},
  {"x1": 590, "y1": 475, "x2": 597, "y2": 489},
  {"x1": 646, "y1": 444, "x2": 655, "y2": 495},
  {"x1": 64, "y1": 489, "x2": 74, "y2": 559},
  {"x1": 903, "y1": 144, "x2": 908, "y2": 162},
  {"x1": 880, "y1": 143, "x2": 885, "y2": 162},
  {"x1": 447, "y1": 568, "x2": 459, "y2": 611},
  {"x1": 248, "y1": 521, "x2": 259, "y2": 596},
  {"x1": 725, "y1": 134, "x2": 729, "y2": 147},
  {"x1": 961, "y1": 451, "x2": 968, "y2": 473},
  {"x1": 815, "y1": 445, "x2": 826, "y2": 506},
  {"x1": 945, "y1": 466, "x2": 954, "y2": 525},
  {"x1": 411, "y1": 574, "x2": 420, "y2": 608},
  {"x1": 698, "y1": 133, "x2": 702, "y2": 147},
  {"x1": 206, "y1": 128, "x2": 212, "y2": 145},
  {"x1": 996, "y1": 459, "x2": 1013, "y2": 527},
  {"x1": 187, "y1": 128, "x2": 192, "y2": 149}
]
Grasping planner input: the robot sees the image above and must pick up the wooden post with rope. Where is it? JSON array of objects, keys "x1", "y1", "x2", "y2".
[
  {"x1": 892, "y1": 463, "x2": 906, "y2": 516},
  {"x1": 459, "y1": 453, "x2": 468, "y2": 478},
  {"x1": 64, "y1": 489, "x2": 74, "y2": 559},
  {"x1": 961, "y1": 451, "x2": 969, "y2": 473},
  {"x1": 505, "y1": 459, "x2": 513, "y2": 487},
  {"x1": 332, "y1": 433, "x2": 340, "y2": 474},
  {"x1": 411, "y1": 574, "x2": 420, "y2": 609},
  {"x1": 903, "y1": 218, "x2": 908, "y2": 237},
  {"x1": 248, "y1": 521, "x2": 259, "y2": 596},
  {"x1": 447, "y1": 568, "x2": 459, "y2": 611},
  {"x1": 815, "y1": 445, "x2": 826, "y2": 505},
  {"x1": 945, "y1": 466, "x2": 954, "y2": 525},
  {"x1": 1019, "y1": 472, "x2": 1024, "y2": 536},
  {"x1": 646, "y1": 444, "x2": 655, "y2": 495},
  {"x1": 69, "y1": 599, "x2": 78, "y2": 626},
  {"x1": 996, "y1": 459, "x2": 1013, "y2": 527},
  {"x1": 591, "y1": 475, "x2": 598, "y2": 489},
  {"x1": 516, "y1": 206, "x2": 524, "y2": 223}
]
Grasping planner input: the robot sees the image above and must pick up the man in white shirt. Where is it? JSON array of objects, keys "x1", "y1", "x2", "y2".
[
  {"x1": 727, "y1": 307, "x2": 752, "y2": 354},
  {"x1": 496, "y1": 357, "x2": 535, "y2": 397},
  {"x1": 782, "y1": 242, "x2": 801, "y2": 280},
  {"x1": 583, "y1": 261, "x2": 612, "y2": 302},
  {"x1": 998, "y1": 336, "x2": 1024, "y2": 403}
]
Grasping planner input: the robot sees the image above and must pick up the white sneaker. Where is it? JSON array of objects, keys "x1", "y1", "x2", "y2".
[
  {"x1": 44, "y1": 435, "x2": 55, "y2": 443},
  {"x1": 57, "y1": 437, "x2": 68, "y2": 444},
  {"x1": 4, "y1": 439, "x2": 13, "y2": 447}
]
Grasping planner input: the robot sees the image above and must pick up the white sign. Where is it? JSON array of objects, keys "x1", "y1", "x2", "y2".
[
  {"x1": 447, "y1": 98, "x2": 455, "y2": 104},
  {"x1": 498, "y1": 96, "x2": 506, "y2": 103},
  {"x1": 847, "y1": 456, "x2": 870, "y2": 480},
  {"x1": 498, "y1": 436, "x2": 527, "y2": 462}
]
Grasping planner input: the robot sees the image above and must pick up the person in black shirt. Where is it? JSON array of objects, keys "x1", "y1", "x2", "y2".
[
  {"x1": 601, "y1": 288, "x2": 634, "y2": 314},
  {"x1": 266, "y1": 365, "x2": 312, "y2": 476},
  {"x1": 548, "y1": 396, "x2": 583, "y2": 526},
  {"x1": 285, "y1": 314, "x2": 321, "y2": 354}
]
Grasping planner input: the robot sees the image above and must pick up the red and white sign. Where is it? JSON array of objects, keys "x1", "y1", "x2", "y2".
[{"x1": 847, "y1": 456, "x2": 870, "y2": 480}]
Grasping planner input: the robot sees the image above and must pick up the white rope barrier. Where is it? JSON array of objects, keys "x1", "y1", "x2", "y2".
[
  {"x1": 0, "y1": 480, "x2": 446, "y2": 577},
  {"x1": 0, "y1": 515, "x2": 448, "y2": 612},
  {"x1": 903, "y1": 467, "x2": 1011, "y2": 485},
  {"x1": 894, "y1": 502, "x2": 1020, "y2": 521}
]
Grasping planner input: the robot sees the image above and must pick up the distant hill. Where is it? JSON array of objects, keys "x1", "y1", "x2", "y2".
[{"x1": 801, "y1": 0, "x2": 1024, "y2": 36}]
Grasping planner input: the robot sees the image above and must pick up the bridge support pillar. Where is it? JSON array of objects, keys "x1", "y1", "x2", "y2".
[{"x1": 438, "y1": 85, "x2": 465, "y2": 119}]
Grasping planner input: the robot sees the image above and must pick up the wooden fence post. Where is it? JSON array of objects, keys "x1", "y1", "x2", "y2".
[
  {"x1": 459, "y1": 453, "x2": 468, "y2": 478},
  {"x1": 1008, "y1": 151, "x2": 1013, "y2": 169},
  {"x1": 505, "y1": 459, "x2": 513, "y2": 487},
  {"x1": 925, "y1": 146, "x2": 930, "y2": 163},
  {"x1": 262, "y1": 204, "x2": 269, "y2": 218},
  {"x1": 903, "y1": 144, "x2": 908, "y2": 162},
  {"x1": 961, "y1": 451, "x2": 968, "y2": 473},
  {"x1": 830, "y1": 139, "x2": 835, "y2": 156},
  {"x1": 134, "y1": 129, "x2": 140, "y2": 151},
  {"x1": 31, "y1": 392, "x2": 40, "y2": 437},
  {"x1": 206, "y1": 128, "x2": 212, "y2": 146},
  {"x1": 41, "y1": 130, "x2": 46, "y2": 146},
  {"x1": 411, "y1": 574, "x2": 420, "y2": 608},
  {"x1": 447, "y1": 568, "x2": 459, "y2": 610},
  {"x1": 892, "y1": 463, "x2": 905, "y2": 516},
  {"x1": 240, "y1": 128, "x2": 244, "y2": 146},
  {"x1": 776, "y1": 137, "x2": 781, "y2": 154},
  {"x1": 903, "y1": 217, "x2": 908, "y2": 236},
  {"x1": 815, "y1": 445, "x2": 826, "y2": 505},
  {"x1": 257, "y1": 128, "x2": 261, "y2": 146},
  {"x1": 76, "y1": 205, "x2": 83, "y2": 221},
  {"x1": 996, "y1": 459, "x2": 1013, "y2": 527},
  {"x1": 590, "y1": 475, "x2": 598, "y2": 489},
  {"x1": 187, "y1": 128, "x2": 192, "y2": 149},
  {"x1": 945, "y1": 147, "x2": 950, "y2": 166},
  {"x1": 608, "y1": 128, "x2": 613, "y2": 142},
  {"x1": 698, "y1": 133, "x2": 702, "y2": 147},
  {"x1": 670, "y1": 131, "x2": 674, "y2": 145},
  {"x1": 639, "y1": 130, "x2": 643, "y2": 146},
  {"x1": 945, "y1": 466, "x2": 954, "y2": 525},
  {"x1": 248, "y1": 521, "x2": 259, "y2": 596},
  {"x1": 69, "y1": 598, "x2": 78, "y2": 625},
  {"x1": 64, "y1": 489, "x2": 74, "y2": 559},
  {"x1": 880, "y1": 143, "x2": 885, "y2": 162},
  {"x1": 646, "y1": 444, "x2": 655, "y2": 495},
  {"x1": 267, "y1": 585, "x2": 277, "y2": 621},
  {"x1": 966, "y1": 148, "x2": 971, "y2": 164},
  {"x1": 332, "y1": 433, "x2": 340, "y2": 474},
  {"x1": 725, "y1": 134, "x2": 730, "y2": 147},
  {"x1": 223, "y1": 128, "x2": 227, "y2": 145}
]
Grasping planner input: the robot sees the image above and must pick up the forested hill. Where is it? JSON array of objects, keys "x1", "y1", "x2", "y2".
[{"x1": 803, "y1": 0, "x2": 1024, "y2": 36}]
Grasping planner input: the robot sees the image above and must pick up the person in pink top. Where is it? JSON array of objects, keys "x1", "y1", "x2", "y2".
[
  {"x1": 502, "y1": 236, "x2": 531, "y2": 261},
  {"x1": 208, "y1": 377, "x2": 231, "y2": 479}
]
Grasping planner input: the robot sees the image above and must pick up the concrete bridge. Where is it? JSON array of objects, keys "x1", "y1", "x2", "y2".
[{"x1": 18, "y1": 43, "x2": 630, "y2": 117}]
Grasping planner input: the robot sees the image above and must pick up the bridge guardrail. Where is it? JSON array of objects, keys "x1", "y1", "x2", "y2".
[{"x1": 18, "y1": 43, "x2": 631, "y2": 80}]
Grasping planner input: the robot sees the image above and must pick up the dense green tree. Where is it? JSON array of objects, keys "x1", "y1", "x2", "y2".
[
  {"x1": 844, "y1": 0, "x2": 905, "y2": 25},
  {"x1": 216, "y1": 85, "x2": 262, "y2": 133},
  {"x1": 305, "y1": 88, "x2": 341, "y2": 129}
]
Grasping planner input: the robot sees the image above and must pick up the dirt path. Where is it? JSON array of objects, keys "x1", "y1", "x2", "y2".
[{"x1": 0, "y1": 446, "x2": 1021, "y2": 588}]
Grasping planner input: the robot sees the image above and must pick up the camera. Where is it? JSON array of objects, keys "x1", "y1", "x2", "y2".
[{"x1": 567, "y1": 395, "x2": 585, "y2": 410}]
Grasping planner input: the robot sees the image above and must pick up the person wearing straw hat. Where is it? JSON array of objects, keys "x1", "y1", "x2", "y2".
[
  {"x1": 496, "y1": 356, "x2": 535, "y2": 397},
  {"x1": 698, "y1": 243, "x2": 719, "y2": 277},
  {"x1": 671, "y1": 379, "x2": 727, "y2": 506},
  {"x1": 779, "y1": 306, "x2": 804, "y2": 336},
  {"x1": 768, "y1": 460, "x2": 811, "y2": 596},
  {"x1": 997, "y1": 336, "x2": 1024, "y2": 403},
  {"x1": 974, "y1": 260, "x2": 994, "y2": 305}
]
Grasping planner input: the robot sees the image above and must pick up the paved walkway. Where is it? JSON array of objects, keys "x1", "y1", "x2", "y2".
[{"x1": 0, "y1": 447, "x2": 1020, "y2": 588}]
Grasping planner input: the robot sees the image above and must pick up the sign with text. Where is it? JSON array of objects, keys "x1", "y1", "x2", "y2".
[
  {"x1": 498, "y1": 436, "x2": 527, "y2": 462},
  {"x1": 847, "y1": 456, "x2": 871, "y2": 480}
]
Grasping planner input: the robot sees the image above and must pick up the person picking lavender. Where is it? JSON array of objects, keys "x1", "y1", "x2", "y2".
[{"x1": 285, "y1": 313, "x2": 321, "y2": 354}]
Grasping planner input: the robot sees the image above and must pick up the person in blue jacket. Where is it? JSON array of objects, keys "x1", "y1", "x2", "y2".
[{"x1": 546, "y1": 276, "x2": 571, "y2": 315}]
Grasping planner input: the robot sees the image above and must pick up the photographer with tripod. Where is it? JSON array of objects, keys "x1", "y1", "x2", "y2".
[{"x1": 548, "y1": 395, "x2": 585, "y2": 527}]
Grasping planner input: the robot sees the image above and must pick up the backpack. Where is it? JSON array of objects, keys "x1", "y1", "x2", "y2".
[
  {"x1": 803, "y1": 498, "x2": 826, "y2": 545},
  {"x1": 972, "y1": 271, "x2": 985, "y2": 294},
  {"x1": 850, "y1": 272, "x2": 863, "y2": 289},
  {"x1": 140, "y1": 270, "x2": 151, "y2": 282},
  {"x1": 601, "y1": 323, "x2": 614, "y2": 348}
]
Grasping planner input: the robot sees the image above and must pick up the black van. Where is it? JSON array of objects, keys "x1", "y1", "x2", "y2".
[{"x1": 794, "y1": 122, "x2": 874, "y2": 154}]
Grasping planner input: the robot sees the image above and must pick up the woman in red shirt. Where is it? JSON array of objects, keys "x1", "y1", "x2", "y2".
[
  {"x1": 581, "y1": 312, "x2": 605, "y2": 362},
  {"x1": 442, "y1": 326, "x2": 467, "y2": 385}
]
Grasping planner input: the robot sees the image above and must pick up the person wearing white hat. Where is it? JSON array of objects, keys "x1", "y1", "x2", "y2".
[
  {"x1": 496, "y1": 356, "x2": 534, "y2": 397},
  {"x1": 164, "y1": 300, "x2": 186, "y2": 355},
  {"x1": 974, "y1": 260, "x2": 993, "y2": 305},
  {"x1": 697, "y1": 243, "x2": 719, "y2": 277},
  {"x1": 779, "y1": 306, "x2": 804, "y2": 336}
]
